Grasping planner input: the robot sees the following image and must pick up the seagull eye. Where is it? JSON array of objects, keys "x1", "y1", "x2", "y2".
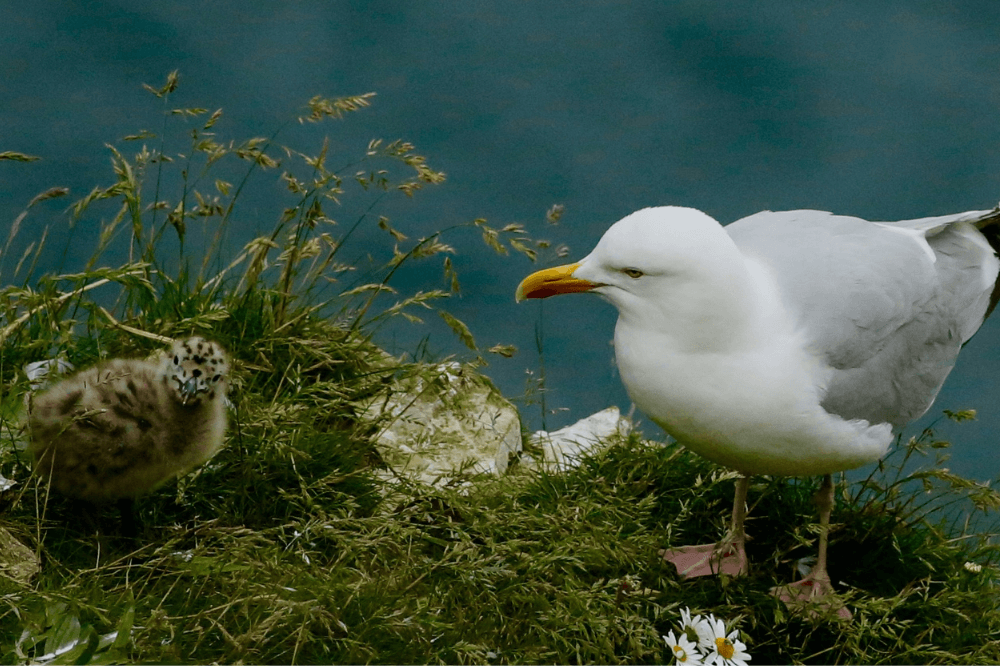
[{"x1": 622, "y1": 268, "x2": 644, "y2": 279}]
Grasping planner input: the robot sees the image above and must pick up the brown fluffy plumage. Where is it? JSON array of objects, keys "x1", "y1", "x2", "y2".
[{"x1": 29, "y1": 336, "x2": 229, "y2": 503}]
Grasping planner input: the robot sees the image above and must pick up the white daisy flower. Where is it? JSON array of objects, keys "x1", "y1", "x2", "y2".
[
  {"x1": 679, "y1": 607, "x2": 713, "y2": 647},
  {"x1": 693, "y1": 613, "x2": 720, "y2": 652},
  {"x1": 702, "y1": 615, "x2": 751, "y2": 666},
  {"x1": 664, "y1": 629, "x2": 703, "y2": 665}
]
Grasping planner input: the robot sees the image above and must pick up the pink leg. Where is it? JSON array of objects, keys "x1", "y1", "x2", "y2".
[
  {"x1": 661, "y1": 475, "x2": 749, "y2": 577},
  {"x1": 772, "y1": 474, "x2": 851, "y2": 620}
]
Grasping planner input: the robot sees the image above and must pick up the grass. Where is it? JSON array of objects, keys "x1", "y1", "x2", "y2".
[{"x1": 1, "y1": 73, "x2": 999, "y2": 664}]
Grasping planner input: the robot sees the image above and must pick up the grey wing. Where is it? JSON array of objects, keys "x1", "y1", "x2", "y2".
[{"x1": 726, "y1": 209, "x2": 999, "y2": 427}]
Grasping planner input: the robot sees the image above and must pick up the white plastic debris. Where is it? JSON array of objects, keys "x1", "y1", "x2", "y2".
[
  {"x1": 525, "y1": 406, "x2": 631, "y2": 471},
  {"x1": 24, "y1": 357, "x2": 74, "y2": 392},
  {"x1": 0, "y1": 472, "x2": 14, "y2": 492},
  {"x1": 796, "y1": 556, "x2": 817, "y2": 578}
]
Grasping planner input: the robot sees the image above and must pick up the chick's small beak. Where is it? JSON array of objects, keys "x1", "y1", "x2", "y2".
[
  {"x1": 515, "y1": 262, "x2": 596, "y2": 302},
  {"x1": 180, "y1": 376, "x2": 200, "y2": 405}
]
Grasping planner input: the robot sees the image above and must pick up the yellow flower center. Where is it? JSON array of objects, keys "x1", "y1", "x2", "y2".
[
  {"x1": 672, "y1": 645, "x2": 688, "y2": 662},
  {"x1": 716, "y1": 637, "x2": 735, "y2": 660}
]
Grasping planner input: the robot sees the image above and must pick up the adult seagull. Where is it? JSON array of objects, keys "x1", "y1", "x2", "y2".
[{"x1": 516, "y1": 205, "x2": 1000, "y2": 615}]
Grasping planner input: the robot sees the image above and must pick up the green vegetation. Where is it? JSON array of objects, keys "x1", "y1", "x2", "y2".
[{"x1": 0, "y1": 74, "x2": 998, "y2": 665}]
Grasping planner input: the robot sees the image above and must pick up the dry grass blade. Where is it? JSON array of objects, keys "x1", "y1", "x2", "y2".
[{"x1": 0, "y1": 151, "x2": 41, "y2": 162}]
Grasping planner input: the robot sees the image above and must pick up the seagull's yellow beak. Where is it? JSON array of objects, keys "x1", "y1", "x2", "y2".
[{"x1": 515, "y1": 262, "x2": 597, "y2": 302}]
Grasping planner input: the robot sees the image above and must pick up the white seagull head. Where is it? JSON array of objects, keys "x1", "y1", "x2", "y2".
[{"x1": 517, "y1": 206, "x2": 756, "y2": 348}]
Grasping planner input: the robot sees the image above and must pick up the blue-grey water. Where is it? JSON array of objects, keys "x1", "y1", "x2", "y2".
[{"x1": 3, "y1": 1, "x2": 1000, "y2": 483}]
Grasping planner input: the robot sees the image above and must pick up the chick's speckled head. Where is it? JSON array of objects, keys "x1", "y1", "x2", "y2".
[{"x1": 162, "y1": 336, "x2": 229, "y2": 406}]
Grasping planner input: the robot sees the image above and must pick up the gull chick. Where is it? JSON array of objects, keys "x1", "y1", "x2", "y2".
[{"x1": 29, "y1": 336, "x2": 230, "y2": 504}]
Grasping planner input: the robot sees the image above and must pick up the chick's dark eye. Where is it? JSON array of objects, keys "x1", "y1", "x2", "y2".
[
  {"x1": 622, "y1": 268, "x2": 644, "y2": 279},
  {"x1": 174, "y1": 355, "x2": 180, "y2": 365}
]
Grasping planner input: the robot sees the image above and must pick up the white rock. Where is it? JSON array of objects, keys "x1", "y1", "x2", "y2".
[
  {"x1": 526, "y1": 406, "x2": 631, "y2": 471},
  {"x1": 0, "y1": 526, "x2": 39, "y2": 585},
  {"x1": 361, "y1": 362, "x2": 522, "y2": 489}
]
